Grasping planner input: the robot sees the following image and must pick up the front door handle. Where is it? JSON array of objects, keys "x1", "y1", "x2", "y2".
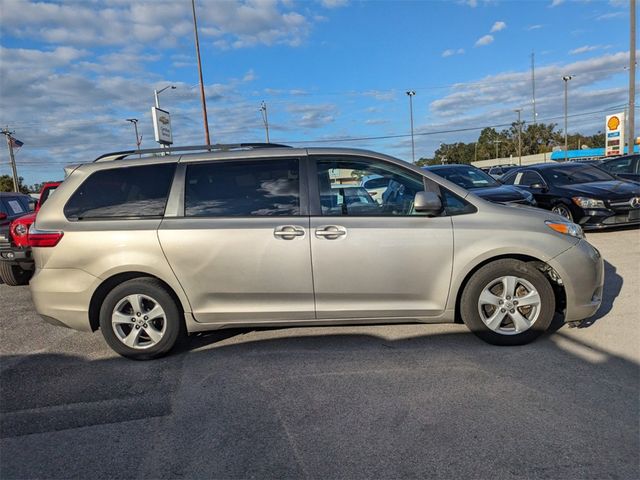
[
  {"x1": 315, "y1": 225, "x2": 347, "y2": 239},
  {"x1": 274, "y1": 225, "x2": 305, "y2": 240}
]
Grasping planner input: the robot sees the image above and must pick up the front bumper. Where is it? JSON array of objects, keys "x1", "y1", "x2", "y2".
[
  {"x1": 578, "y1": 207, "x2": 640, "y2": 230},
  {"x1": 549, "y1": 239, "x2": 604, "y2": 322}
]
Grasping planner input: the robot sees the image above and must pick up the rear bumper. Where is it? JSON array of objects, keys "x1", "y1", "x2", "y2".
[
  {"x1": 30, "y1": 268, "x2": 98, "y2": 332},
  {"x1": 549, "y1": 239, "x2": 604, "y2": 322},
  {"x1": 0, "y1": 245, "x2": 33, "y2": 264}
]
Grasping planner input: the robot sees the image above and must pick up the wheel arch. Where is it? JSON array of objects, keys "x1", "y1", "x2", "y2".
[
  {"x1": 453, "y1": 254, "x2": 566, "y2": 323},
  {"x1": 88, "y1": 271, "x2": 187, "y2": 331}
]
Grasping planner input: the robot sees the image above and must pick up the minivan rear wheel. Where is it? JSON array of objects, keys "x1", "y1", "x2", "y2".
[
  {"x1": 460, "y1": 259, "x2": 555, "y2": 346},
  {"x1": 99, "y1": 278, "x2": 184, "y2": 360}
]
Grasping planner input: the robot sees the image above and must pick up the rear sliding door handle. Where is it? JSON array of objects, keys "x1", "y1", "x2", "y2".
[
  {"x1": 274, "y1": 225, "x2": 305, "y2": 240},
  {"x1": 315, "y1": 225, "x2": 347, "y2": 239}
]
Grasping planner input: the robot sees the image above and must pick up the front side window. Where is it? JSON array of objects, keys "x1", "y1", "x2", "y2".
[
  {"x1": 315, "y1": 156, "x2": 425, "y2": 216},
  {"x1": 185, "y1": 158, "x2": 300, "y2": 217},
  {"x1": 64, "y1": 163, "x2": 176, "y2": 220}
]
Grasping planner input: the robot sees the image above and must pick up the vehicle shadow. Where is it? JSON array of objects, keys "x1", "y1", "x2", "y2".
[
  {"x1": 1, "y1": 327, "x2": 638, "y2": 480},
  {"x1": 579, "y1": 259, "x2": 623, "y2": 328}
]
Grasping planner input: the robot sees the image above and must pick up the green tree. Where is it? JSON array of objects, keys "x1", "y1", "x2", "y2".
[{"x1": 0, "y1": 175, "x2": 28, "y2": 194}]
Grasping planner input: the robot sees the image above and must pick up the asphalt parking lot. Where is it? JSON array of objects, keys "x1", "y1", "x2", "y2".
[{"x1": 0, "y1": 229, "x2": 638, "y2": 479}]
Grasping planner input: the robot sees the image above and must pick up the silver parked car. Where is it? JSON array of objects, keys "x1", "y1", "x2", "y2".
[{"x1": 30, "y1": 144, "x2": 603, "y2": 359}]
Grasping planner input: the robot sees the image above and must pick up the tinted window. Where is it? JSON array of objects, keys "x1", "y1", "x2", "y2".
[
  {"x1": 544, "y1": 165, "x2": 614, "y2": 185},
  {"x1": 185, "y1": 159, "x2": 300, "y2": 217},
  {"x1": 363, "y1": 177, "x2": 390, "y2": 189},
  {"x1": 64, "y1": 163, "x2": 176, "y2": 220},
  {"x1": 1, "y1": 197, "x2": 27, "y2": 216},
  {"x1": 430, "y1": 166, "x2": 499, "y2": 189},
  {"x1": 316, "y1": 156, "x2": 425, "y2": 216},
  {"x1": 602, "y1": 156, "x2": 635, "y2": 174}
]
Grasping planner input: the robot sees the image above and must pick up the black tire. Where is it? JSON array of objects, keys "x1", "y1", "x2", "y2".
[
  {"x1": 460, "y1": 259, "x2": 555, "y2": 346},
  {"x1": 0, "y1": 261, "x2": 32, "y2": 286},
  {"x1": 99, "y1": 278, "x2": 184, "y2": 360},
  {"x1": 551, "y1": 203, "x2": 574, "y2": 222}
]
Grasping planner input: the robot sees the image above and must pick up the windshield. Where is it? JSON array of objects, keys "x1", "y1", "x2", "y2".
[
  {"x1": 433, "y1": 166, "x2": 500, "y2": 189},
  {"x1": 544, "y1": 165, "x2": 615, "y2": 185}
]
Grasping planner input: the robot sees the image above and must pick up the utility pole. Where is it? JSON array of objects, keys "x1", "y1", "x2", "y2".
[
  {"x1": 629, "y1": 0, "x2": 636, "y2": 154},
  {"x1": 493, "y1": 139, "x2": 501, "y2": 159},
  {"x1": 531, "y1": 52, "x2": 537, "y2": 125},
  {"x1": 406, "y1": 91, "x2": 416, "y2": 162},
  {"x1": 562, "y1": 75, "x2": 573, "y2": 161},
  {"x1": 126, "y1": 118, "x2": 142, "y2": 153},
  {"x1": 191, "y1": 0, "x2": 211, "y2": 146},
  {"x1": 515, "y1": 109, "x2": 523, "y2": 166},
  {"x1": 1, "y1": 128, "x2": 20, "y2": 192},
  {"x1": 260, "y1": 101, "x2": 270, "y2": 143}
]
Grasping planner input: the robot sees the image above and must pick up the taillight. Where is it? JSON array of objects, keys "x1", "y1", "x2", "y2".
[{"x1": 28, "y1": 226, "x2": 64, "y2": 247}]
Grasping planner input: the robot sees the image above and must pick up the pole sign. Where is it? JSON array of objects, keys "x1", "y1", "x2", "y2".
[
  {"x1": 152, "y1": 107, "x2": 173, "y2": 145},
  {"x1": 605, "y1": 112, "x2": 625, "y2": 157}
]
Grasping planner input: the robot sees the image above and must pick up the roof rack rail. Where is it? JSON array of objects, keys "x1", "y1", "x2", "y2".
[{"x1": 93, "y1": 143, "x2": 291, "y2": 163}]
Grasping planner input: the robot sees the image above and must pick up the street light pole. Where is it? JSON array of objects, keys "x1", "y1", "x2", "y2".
[
  {"x1": 406, "y1": 91, "x2": 416, "y2": 162},
  {"x1": 562, "y1": 75, "x2": 573, "y2": 161},
  {"x1": 515, "y1": 109, "x2": 522, "y2": 166},
  {"x1": 154, "y1": 85, "x2": 176, "y2": 109},
  {"x1": 191, "y1": 0, "x2": 211, "y2": 146},
  {"x1": 260, "y1": 101, "x2": 270, "y2": 143},
  {"x1": 126, "y1": 118, "x2": 142, "y2": 153}
]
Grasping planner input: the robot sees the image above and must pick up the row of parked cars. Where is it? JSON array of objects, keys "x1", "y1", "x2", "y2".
[
  {"x1": 0, "y1": 144, "x2": 636, "y2": 360},
  {"x1": 0, "y1": 183, "x2": 59, "y2": 284}
]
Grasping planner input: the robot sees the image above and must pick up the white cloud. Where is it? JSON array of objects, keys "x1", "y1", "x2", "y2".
[
  {"x1": 475, "y1": 35, "x2": 494, "y2": 47},
  {"x1": 286, "y1": 104, "x2": 337, "y2": 128},
  {"x1": 442, "y1": 48, "x2": 465, "y2": 57},
  {"x1": 1, "y1": 0, "x2": 318, "y2": 49},
  {"x1": 569, "y1": 45, "x2": 611, "y2": 55},
  {"x1": 550, "y1": 0, "x2": 564, "y2": 7},
  {"x1": 527, "y1": 24, "x2": 544, "y2": 30},
  {"x1": 320, "y1": 0, "x2": 349, "y2": 7},
  {"x1": 597, "y1": 11, "x2": 626, "y2": 20},
  {"x1": 490, "y1": 21, "x2": 506, "y2": 32}
]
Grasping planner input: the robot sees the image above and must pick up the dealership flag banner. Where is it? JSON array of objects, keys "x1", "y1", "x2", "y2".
[{"x1": 605, "y1": 112, "x2": 625, "y2": 157}]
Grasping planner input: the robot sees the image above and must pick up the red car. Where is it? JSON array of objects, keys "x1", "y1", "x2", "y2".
[{"x1": 0, "y1": 182, "x2": 61, "y2": 285}]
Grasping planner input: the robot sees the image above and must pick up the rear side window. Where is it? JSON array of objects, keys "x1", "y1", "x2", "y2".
[
  {"x1": 185, "y1": 158, "x2": 300, "y2": 217},
  {"x1": 64, "y1": 163, "x2": 176, "y2": 220}
]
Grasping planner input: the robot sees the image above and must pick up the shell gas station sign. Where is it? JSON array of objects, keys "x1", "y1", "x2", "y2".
[{"x1": 605, "y1": 112, "x2": 625, "y2": 157}]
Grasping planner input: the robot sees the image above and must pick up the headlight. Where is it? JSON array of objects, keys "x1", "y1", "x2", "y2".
[
  {"x1": 545, "y1": 220, "x2": 584, "y2": 239},
  {"x1": 12, "y1": 223, "x2": 28, "y2": 237},
  {"x1": 572, "y1": 196, "x2": 605, "y2": 209}
]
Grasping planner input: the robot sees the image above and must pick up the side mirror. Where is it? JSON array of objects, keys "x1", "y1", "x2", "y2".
[
  {"x1": 530, "y1": 183, "x2": 547, "y2": 191},
  {"x1": 414, "y1": 191, "x2": 442, "y2": 215}
]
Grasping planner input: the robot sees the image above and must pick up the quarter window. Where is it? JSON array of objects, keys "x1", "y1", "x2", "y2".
[
  {"x1": 64, "y1": 163, "x2": 176, "y2": 220},
  {"x1": 184, "y1": 159, "x2": 300, "y2": 217}
]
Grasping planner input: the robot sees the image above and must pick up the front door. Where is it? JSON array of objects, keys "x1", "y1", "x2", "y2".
[
  {"x1": 308, "y1": 155, "x2": 454, "y2": 319},
  {"x1": 159, "y1": 157, "x2": 315, "y2": 324}
]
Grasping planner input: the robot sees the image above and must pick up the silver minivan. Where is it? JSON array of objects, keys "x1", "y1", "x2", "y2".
[{"x1": 30, "y1": 145, "x2": 604, "y2": 359}]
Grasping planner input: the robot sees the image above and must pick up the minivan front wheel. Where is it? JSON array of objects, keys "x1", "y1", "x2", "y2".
[
  {"x1": 99, "y1": 278, "x2": 184, "y2": 359},
  {"x1": 460, "y1": 259, "x2": 555, "y2": 346}
]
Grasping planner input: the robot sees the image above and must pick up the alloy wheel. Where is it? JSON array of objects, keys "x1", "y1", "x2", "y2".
[
  {"x1": 477, "y1": 276, "x2": 541, "y2": 335},
  {"x1": 111, "y1": 294, "x2": 167, "y2": 349}
]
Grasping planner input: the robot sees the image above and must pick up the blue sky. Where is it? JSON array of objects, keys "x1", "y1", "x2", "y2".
[{"x1": 0, "y1": 0, "x2": 635, "y2": 184}]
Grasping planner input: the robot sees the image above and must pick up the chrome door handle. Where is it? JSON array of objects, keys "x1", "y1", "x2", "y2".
[
  {"x1": 315, "y1": 225, "x2": 347, "y2": 239},
  {"x1": 274, "y1": 225, "x2": 305, "y2": 240}
]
